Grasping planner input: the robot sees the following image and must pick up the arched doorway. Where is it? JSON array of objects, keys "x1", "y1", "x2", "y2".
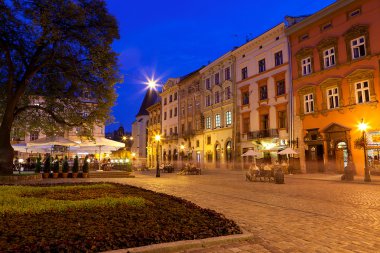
[
  {"x1": 168, "y1": 150, "x2": 172, "y2": 162},
  {"x1": 226, "y1": 141, "x2": 232, "y2": 162},
  {"x1": 215, "y1": 143, "x2": 221, "y2": 168},
  {"x1": 163, "y1": 150, "x2": 167, "y2": 162},
  {"x1": 173, "y1": 149, "x2": 178, "y2": 161}
]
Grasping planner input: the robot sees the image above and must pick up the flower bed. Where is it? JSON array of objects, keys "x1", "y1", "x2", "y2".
[{"x1": 0, "y1": 183, "x2": 241, "y2": 252}]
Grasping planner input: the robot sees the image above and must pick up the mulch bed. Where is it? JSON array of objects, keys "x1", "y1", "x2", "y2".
[{"x1": 0, "y1": 183, "x2": 241, "y2": 252}]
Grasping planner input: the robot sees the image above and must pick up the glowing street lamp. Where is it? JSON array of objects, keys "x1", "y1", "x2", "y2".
[
  {"x1": 358, "y1": 118, "x2": 371, "y2": 182},
  {"x1": 155, "y1": 134, "x2": 161, "y2": 178}
]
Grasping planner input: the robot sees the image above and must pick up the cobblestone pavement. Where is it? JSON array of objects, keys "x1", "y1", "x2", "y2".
[{"x1": 49, "y1": 170, "x2": 380, "y2": 252}]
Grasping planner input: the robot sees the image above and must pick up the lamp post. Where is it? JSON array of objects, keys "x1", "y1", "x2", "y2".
[
  {"x1": 359, "y1": 118, "x2": 371, "y2": 182},
  {"x1": 155, "y1": 135, "x2": 161, "y2": 177}
]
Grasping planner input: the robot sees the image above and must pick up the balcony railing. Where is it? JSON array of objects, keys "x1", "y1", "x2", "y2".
[{"x1": 244, "y1": 129, "x2": 279, "y2": 140}]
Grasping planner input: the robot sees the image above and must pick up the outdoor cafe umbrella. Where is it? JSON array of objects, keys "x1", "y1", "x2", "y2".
[
  {"x1": 77, "y1": 137, "x2": 125, "y2": 161},
  {"x1": 27, "y1": 136, "x2": 79, "y2": 156},
  {"x1": 241, "y1": 149, "x2": 262, "y2": 164},
  {"x1": 278, "y1": 147, "x2": 298, "y2": 168}
]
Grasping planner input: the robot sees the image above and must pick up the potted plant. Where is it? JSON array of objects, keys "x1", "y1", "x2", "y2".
[
  {"x1": 72, "y1": 155, "x2": 79, "y2": 178},
  {"x1": 82, "y1": 155, "x2": 89, "y2": 178},
  {"x1": 52, "y1": 155, "x2": 59, "y2": 178},
  {"x1": 43, "y1": 155, "x2": 51, "y2": 179},
  {"x1": 35, "y1": 154, "x2": 42, "y2": 174},
  {"x1": 62, "y1": 156, "x2": 69, "y2": 178}
]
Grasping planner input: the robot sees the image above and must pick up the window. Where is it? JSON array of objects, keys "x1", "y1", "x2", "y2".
[
  {"x1": 181, "y1": 124, "x2": 185, "y2": 133},
  {"x1": 327, "y1": 87, "x2": 339, "y2": 109},
  {"x1": 225, "y1": 87, "x2": 231, "y2": 100},
  {"x1": 321, "y1": 22, "x2": 333, "y2": 31},
  {"x1": 224, "y1": 67, "x2": 231, "y2": 80},
  {"x1": 276, "y1": 80, "x2": 285, "y2": 96},
  {"x1": 351, "y1": 36, "x2": 366, "y2": 59},
  {"x1": 226, "y1": 111, "x2": 232, "y2": 126},
  {"x1": 164, "y1": 98, "x2": 167, "y2": 105},
  {"x1": 205, "y1": 78, "x2": 211, "y2": 89},
  {"x1": 241, "y1": 67, "x2": 248, "y2": 80},
  {"x1": 206, "y1": 95, "x2": 211, "y2": 107},
  {"x1": 188, "y1": 103, "x2": 193, "y2": 114},
  {"x1": 323, "y1": 47, "x2": 336, "y2": 68},
  {"x1": 174, "y1": 107, "x2": 177, "y2": 117},
  {"x1": 30, "y1": 131, "x2": 39, "y2": 141},
  {"x1": 300, "y1": 33, "x2": 309, "y2": 41},
  {"x1": 215, "y1": 73, "x2": 220, "y2": 85},
  {"x1": 174, "y1": 127, "x2": 177, "y2": 134},
  {"x1": 242, "y1": 116, "x2": 250, "y2": 133},
  {"x1": 260, "y1": 114, "x2": 269, "y2": 130},
  {"x1": 195, "y1": 100, "x2": 200, "y2": 110},
  {"x1": 274, "y1": 51, "x2": 283, "y2": 66},
  {"x1": 356, "y1": 81, "x2": 370, "y2": 104},
  {"x1": 242, "y1": 91, "x2": 249, "y2": 105},
  {"x1": 304, "y1": 93, "x2": 314, "y2": 113},
  {"x1": 259, "y1": 85, "x2": 268, "y2": 100},
  {"x1": 196, "y1": 140, "x2": 200, "y2": 148},
  {"x1": 258, "y1": 59, "x2": 266, "y2": 73},
  {"x1": 207, "y1": 136, "x2": 211, "y2": 145},
  {"x1": 302, "y1": 57, "x2": 312, "y2": 76},
  {"x1": 169, "y1": 109, "x2": 172, "y2": 118},
  {"x1": 164, "y1": 111, "x2": 167, "y2": 120},
  {"x1": 206, "y1": 117, "x2": 212, "y2": 129},
  {"x1": 181, "y1": 107, "x2": 185, "y2": 116},
  {"x1": 215, "y1": 114, "x2": 221, "y2": 128},
  {"x1": 278, "y1": 111, "x2": 287, "y2": 129},
  {"x1": 170, "y1": 128, "x2": 173, "y2": 135},
  {"x1": 174, "y1": 92, "x2": 177, "y2": 100},
  {"x1": 349, "y1": 8, "x2": 361, "y2": 18},
  {"x1": 214, "y1": 91, "x2": 220, "y2": 104}
]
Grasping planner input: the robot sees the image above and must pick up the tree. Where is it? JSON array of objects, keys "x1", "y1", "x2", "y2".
[{"x1": 0, "y1": 0, "x2": 120, "y2": 175}]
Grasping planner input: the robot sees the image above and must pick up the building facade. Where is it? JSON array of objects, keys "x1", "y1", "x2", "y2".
[
  {"x1": 233, "y1": 23, "x2": 292, "y2": 168},
  {"x1": 146, "y1": 101, "x2": 161, "y2": 168},
  {"x1": 160, "y1": 78, "x2": 180, "y2": 164},
  {"x1": 286, "y1": 0, "x2": 380, "y2": 175},
  {"x1": 131, "y1": 88, "x2": 160, "y2": 165},
  {"x1": 177, "y1": 70, "x2": 203, "y2": 165},
  {"x1": 200, "y1": 52, "x2": 236, "y2": 169}
]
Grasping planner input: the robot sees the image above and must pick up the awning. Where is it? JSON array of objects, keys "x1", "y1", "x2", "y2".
[
  {"x1": 27, "y1": 136, "x2": 79, "y2": 148},
  {"x1": 76, "y1": 137, "x2": 125, "y2": 151}
]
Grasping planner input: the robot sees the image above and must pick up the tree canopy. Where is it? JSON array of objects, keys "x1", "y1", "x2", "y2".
[{"x1": 0, "y1": 0, "x2": 121, "y2": 175}]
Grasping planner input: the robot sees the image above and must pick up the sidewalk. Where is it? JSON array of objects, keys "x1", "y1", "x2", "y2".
[{"x1": 285, "y1": 172, "x2": 380, "y2": 184}]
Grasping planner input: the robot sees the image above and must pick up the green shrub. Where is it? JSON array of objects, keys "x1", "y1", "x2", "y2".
[
  {"x1": 82, "y1": 155, "x2": 89, "y2": 173},
  {"x1": 43, "y1": 156, "x2": 51, "y2": 173},
  {"x1": 72, "y1": 155, "x2": 79, "y2": 173},
  {"x1": 53, "y1": 155, "x2": 59, "y2": 173},
  {"x1": 62, "y1": 156, "x2": 69, "y2": 173},
  {"x1": 35, "y1": 155, "x2": 42, "y2": 173}
]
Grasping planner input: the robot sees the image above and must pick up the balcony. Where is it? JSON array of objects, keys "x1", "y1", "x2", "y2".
[{"x1": 245, "y1": 129, "x2": 279, "y2": 140}]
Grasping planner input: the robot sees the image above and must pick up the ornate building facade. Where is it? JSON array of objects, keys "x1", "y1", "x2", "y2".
[
  {"x1": 286, "y1": 0, "x2": 380, "y2": 175},
  {"x1": 199, "y1": 52, "x2": 236, "y2": 169},
  {"x1": 233, "y1": 23, "x2": 292, "y2": 168},
  {"x1": 146, "y1": 101, "x2": 161, "y2": 168},
  {"x1": 160, "y1": 78, "x2": 180, "y2": 164}
]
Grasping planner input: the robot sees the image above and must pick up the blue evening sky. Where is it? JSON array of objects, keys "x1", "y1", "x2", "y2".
[{"x1": 105, "y1": 0, "x2": 335, "y2": 132}]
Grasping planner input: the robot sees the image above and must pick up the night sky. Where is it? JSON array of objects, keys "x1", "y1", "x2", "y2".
[{"x1": 105, "y1": 0, "x2": 335, "y2": 133}]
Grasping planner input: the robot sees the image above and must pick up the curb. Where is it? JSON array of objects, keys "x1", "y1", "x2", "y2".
[{"x1": 105, "y1": 231, "x2": 253, "y2": 253}]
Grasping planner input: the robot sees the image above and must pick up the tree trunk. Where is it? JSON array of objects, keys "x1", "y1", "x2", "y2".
[
  {"x1": 0, "y1": 124, "x2": 14, "y2": 175},
  {"x1": 0, "y1": 100, "x2": 16, "y2": 175}
]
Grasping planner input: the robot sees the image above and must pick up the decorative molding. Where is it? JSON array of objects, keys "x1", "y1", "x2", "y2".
[{"x1": 343, "y1": 24, "x2": 370, "y2": 61}]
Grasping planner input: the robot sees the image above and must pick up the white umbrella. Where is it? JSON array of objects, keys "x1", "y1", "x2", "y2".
[
  {"x1": 278, "y1": 147, "x2": 298, "y2": 155},
  {"x1": 241, "y1": 149, "x2": 261, "y2": 165},
  {"x1": 77, "y1": 137, "x2": 125, "y2": 164},
  {"x1": 27, "y1": 136, "x2": 79, "y2": 147},
  {"x1": 241, "y1": 149, "x2": 262, "y2": 156}
]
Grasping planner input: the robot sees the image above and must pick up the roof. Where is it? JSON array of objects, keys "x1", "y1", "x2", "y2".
[{"x1": 136, "y1": 88, "x2": 161, "y2": 117}]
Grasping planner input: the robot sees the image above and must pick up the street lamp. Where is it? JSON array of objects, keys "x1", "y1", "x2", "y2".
[
  {"x1": 358, "y1": 118, "x2": 371, "y2": 182},
  {"x1": 155, "y1": 134, "x2": 161, "y2": 177}
]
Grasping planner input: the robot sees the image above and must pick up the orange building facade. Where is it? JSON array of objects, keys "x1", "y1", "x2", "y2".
[{"x1": 286, "y1": 0, "x2": 380, "y2": 175}]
